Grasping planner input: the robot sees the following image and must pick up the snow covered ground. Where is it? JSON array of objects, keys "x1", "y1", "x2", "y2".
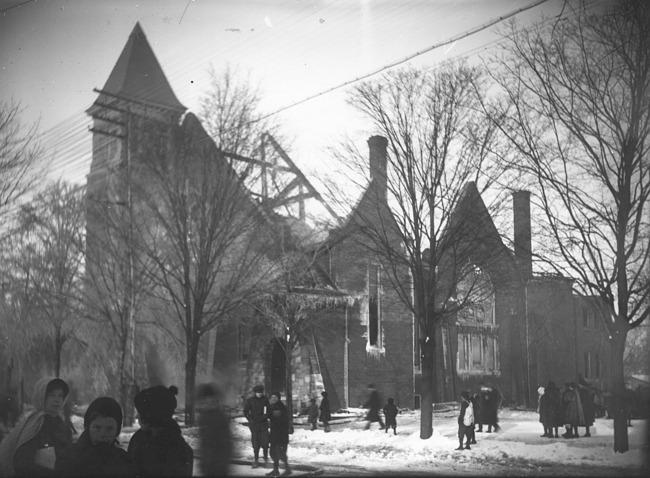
[{"x1": 113, "y1": 407, "x2": 648, "y2": 476}]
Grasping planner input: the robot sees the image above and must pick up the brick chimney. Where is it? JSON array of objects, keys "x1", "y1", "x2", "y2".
[
  {"x1": 368, "y1": 135, "x2": 388, "y2": 201},
  {"x1": 512, "y1": 190, "x2": 532, "y2": 279}
]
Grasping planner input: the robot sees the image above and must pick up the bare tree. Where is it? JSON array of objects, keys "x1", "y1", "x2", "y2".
[
  {"x1": 0, "y1": 100, "x2": 44, "y2": 239},
  {"x1": 136, "y1": 114, "x2": 275, "y2": 425},
  {"x1": 16, "y1": 181, "x2": 86, "y2": 376},
  {"x1": 484, "y1": 0, "x2": 650, "y2": 452},
  {"x1": 0, "y1": 181, "x2": 84, "y2": 406},
  {"x1": 326, "y1": 62, "x2": 511, "y2": 439},
  {"x1": 198, "y1": 64, "x2": 289, "y2": 176}
]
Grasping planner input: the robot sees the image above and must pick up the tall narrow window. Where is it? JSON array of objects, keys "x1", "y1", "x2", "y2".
[
  {"x1": 368, "y1": 264, "x2": 382, "y2": 347},
  {"x1": 595, "y1": 353, "x2": 600, "y2": 378},
  {"x1": 584, "y1": 352, "x2": 590, "y2": 378}
]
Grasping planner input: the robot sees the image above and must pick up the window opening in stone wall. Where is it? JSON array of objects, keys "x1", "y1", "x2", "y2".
[
  {"x1": 458, "y1": 333, "x2": 499, "y2": 374},
  {"x1": 368, "y1": 263, "x2": 382, "y2": 348},
  {"x1": 584, "y1": 352, "x2": 591, "y2": 378},
  {"x1": 456, "y1": 264, "x2": 495, "y2": 325},
  {"x1": 595, "y1": 352, "x2": 600, "y2": 378}
]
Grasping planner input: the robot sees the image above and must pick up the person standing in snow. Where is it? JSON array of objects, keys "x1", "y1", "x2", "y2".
[
  {"x1": 540, "y1": 381, "x2": 562, "y2": 438},
  {"x1": 456, "y1": 390, "x2": 474, "y2": 451},
  {"x1": 300, "y1": 398, "x2": 319, "y2": 431},
  {"x1": 266, "y1": 391, "x2": 291, "y2": 477},
  {"x1": 577, "y1": 376, "x2": 595, "y2": 437},
  {"x1": 319, "y1": 391, "x2": 331, "y2": 433},
  {"x1": 127, "y1": 385, "x2": 193, "y2": 477},
  {"x1": 0, "y1": 377, "x2": 75, "y2": 477},
  {"x1": 472, "y1": 392, "x2": 482, "y2": 433},
  {"x1": 54, "y1": 396, "x2": 134, "y2": 477},
  {"x1": 562, "y1": 382, "x2": 583, "y2": 438},
  {"x1": 383, "y1": 398, "x2": 398, "y2": 435},
  {"x1": 468, "y1": 393, "x2": 479, "y2": 444},
  {"x1": 537, "y1": 385, "x2": 546, "y2": 436},
  {"x1": 363, "y1": 384, "x2": 385, "y2": 431},
  {"x1": 243, "y1": 384, "x2": 270, "y2": 468},
  {"x1": 478, "y1": 384, "x2": 501, "y2": 433}
]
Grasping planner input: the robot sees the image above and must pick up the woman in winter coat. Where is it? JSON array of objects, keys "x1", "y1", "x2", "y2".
[
  {"x1": 266, "y1": 391, "x2": 291, "y2": 477},
  {"x1": 577, "y1": 377, "x2": 595, "y2": 437},
  {"x1": 0, "y1": 377, "x2": 75, "y2": 477},
  {"x1": 54, "y1": 397, "x2": 133, "y2": 477},
  {"x1": 478, "y1": 385, "x2": 501, "y2": 433},
  {"x1": 319, "y1": 391, "x2": 331, "y2": 433},
  {"x1": 540, "y1": 381, "x2": 562, "y2": 438},
  {"x1": 562, "y1": 383, "x2": 584, "y2": 438},
  {"x1": 127, "y1": 385, "x2": 193, "y2": 477}
]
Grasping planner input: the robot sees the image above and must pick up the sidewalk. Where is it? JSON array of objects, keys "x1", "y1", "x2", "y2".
[{"x1": 194, "y1": 458, "x2": 323, "y2": 477}]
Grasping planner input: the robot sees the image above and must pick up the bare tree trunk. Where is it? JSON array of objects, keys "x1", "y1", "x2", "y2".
[
  {"x1": 420, "y1": 338, "x2": 435, "y2": 439},
  {"x1": 118, "y1": 333, "x2": 129, "y2": 427},
  {"x1": 54, "y1": 331, "x2": 62, "y2": 377},
  {"x1": 611, "y1": 332, "x2": 629, "y2": 453},
  {"x1": 185, "y1": 337, "x2": 199, "y2": 426},
  {"x1": 285, "y1": 341, "x2": 293, "y2": 414}
]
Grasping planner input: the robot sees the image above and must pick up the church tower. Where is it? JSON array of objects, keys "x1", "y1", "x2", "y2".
[{"x1": 85, "y1": 22, "x2": 186, "y2": 258}]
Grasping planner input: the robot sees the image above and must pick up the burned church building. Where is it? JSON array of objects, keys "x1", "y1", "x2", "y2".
[{"x1": 85, "y1": 23, "x2": 612, "y2": 413}]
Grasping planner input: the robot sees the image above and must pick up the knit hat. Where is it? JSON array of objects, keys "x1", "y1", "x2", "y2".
[
  {"x1": 271, "y1": 391, "x2": 282, "y2": 400},
  {"x1": 253, "y1": 385, "x2": 264, "y2": 393},
  {"x1": 45, "y1": 378, "x2": 69, "y2": 399},
  {"x1": 134, "y1": 385, "x2": 178, "y2": 426},
  {"x1": 84, "y1": 397, "x2": 123, "y2": 435}
]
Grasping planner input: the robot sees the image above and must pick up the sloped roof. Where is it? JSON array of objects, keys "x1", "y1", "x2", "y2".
[{"x1": 89, "y1": 22, "x2": 186, "y2": 113}]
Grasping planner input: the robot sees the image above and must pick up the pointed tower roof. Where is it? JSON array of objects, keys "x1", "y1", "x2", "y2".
[{"x1": 89, "y1": 22, "x2": 186, "y2": 114}]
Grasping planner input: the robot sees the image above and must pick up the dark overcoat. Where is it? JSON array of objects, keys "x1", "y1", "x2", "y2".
[
  {"x1": 267, "y1": 401, "x2": 290, "y2": 446},
  {"x1": 319, "y1": 397, "x2": 331, "y2": 423},
  {"x1": 55, "y1": 430, "x2": 134, "y2": 477},
  {"x1": 127, "y1": 419, "x2": 193, "y2": 477}
]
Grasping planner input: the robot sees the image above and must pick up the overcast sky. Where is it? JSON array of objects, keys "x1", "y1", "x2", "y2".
[{"x1": 1, "y1": 0, "x2": 588, "y2": 185}]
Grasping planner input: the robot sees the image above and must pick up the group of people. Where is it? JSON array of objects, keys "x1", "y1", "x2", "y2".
[
  {"x1": 538, "y1": 377, "x2": 596, "y2": 439},
  {"x1": 361, "y1": 384, "x2": 399, "y2": 435},
  {"x1": 243, "y1": 385, "x2": 292, "y2": 477},
  {"x1": 0, "y1": 377, "x2": 193, "y2": 477},
  {"x1": 456, "y1": 384, "x2": 503, "y2": 451}
]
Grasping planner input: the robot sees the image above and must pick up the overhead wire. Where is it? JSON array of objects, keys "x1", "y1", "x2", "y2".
[{"x1": 16, "y1": 0, "x2": 602, "y2": 210}]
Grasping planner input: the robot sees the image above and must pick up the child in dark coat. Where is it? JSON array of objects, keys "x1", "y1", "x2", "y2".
[
  {"x1": 383, "y1": 398, "x2": 398, "y2": 435},
  {"x1": 55, "y1": 397, "x2": 133, "y2": 477},
  {"x1": 319, "y1": 391, "x2": 331, "y2": 433},
  {"x1": 127, "y1": 385, "x2": 193, "y2": 477},
  {"x1": 266, "y1": 391, "x2": 291, "y2": 477},
  {"x1": 456, "y1": 390, "x2": 474, "y2": 451}
]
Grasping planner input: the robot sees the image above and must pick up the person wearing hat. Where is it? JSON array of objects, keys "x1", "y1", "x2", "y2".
[
  {"x1": 0, "y1": 377, "x2": 75, "y2": 476},
  {"x1": 319, "y1": 391, "x2": 331, "y2": 433},
  {"x1": 243, "y1": 384, "x2": 270, "y2": 468},
  {"x1": 266, "y1": 391, "x2": 291, "y2": 477},
  {"x1": 54, "y1": 397, "x2": 134, "y2": 476},
  {"x1": 127, "y1": 385, "x2": 193, "y2": 477}
]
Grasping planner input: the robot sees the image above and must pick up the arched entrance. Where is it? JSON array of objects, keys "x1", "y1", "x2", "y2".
[{"x1": 270, "y1": 338, "x2": 287, "y2": 394}]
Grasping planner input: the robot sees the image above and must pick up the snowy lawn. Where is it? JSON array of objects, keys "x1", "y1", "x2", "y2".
[{"x1": 104, "y1": 407, "x2": 648, "y2": 476}]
